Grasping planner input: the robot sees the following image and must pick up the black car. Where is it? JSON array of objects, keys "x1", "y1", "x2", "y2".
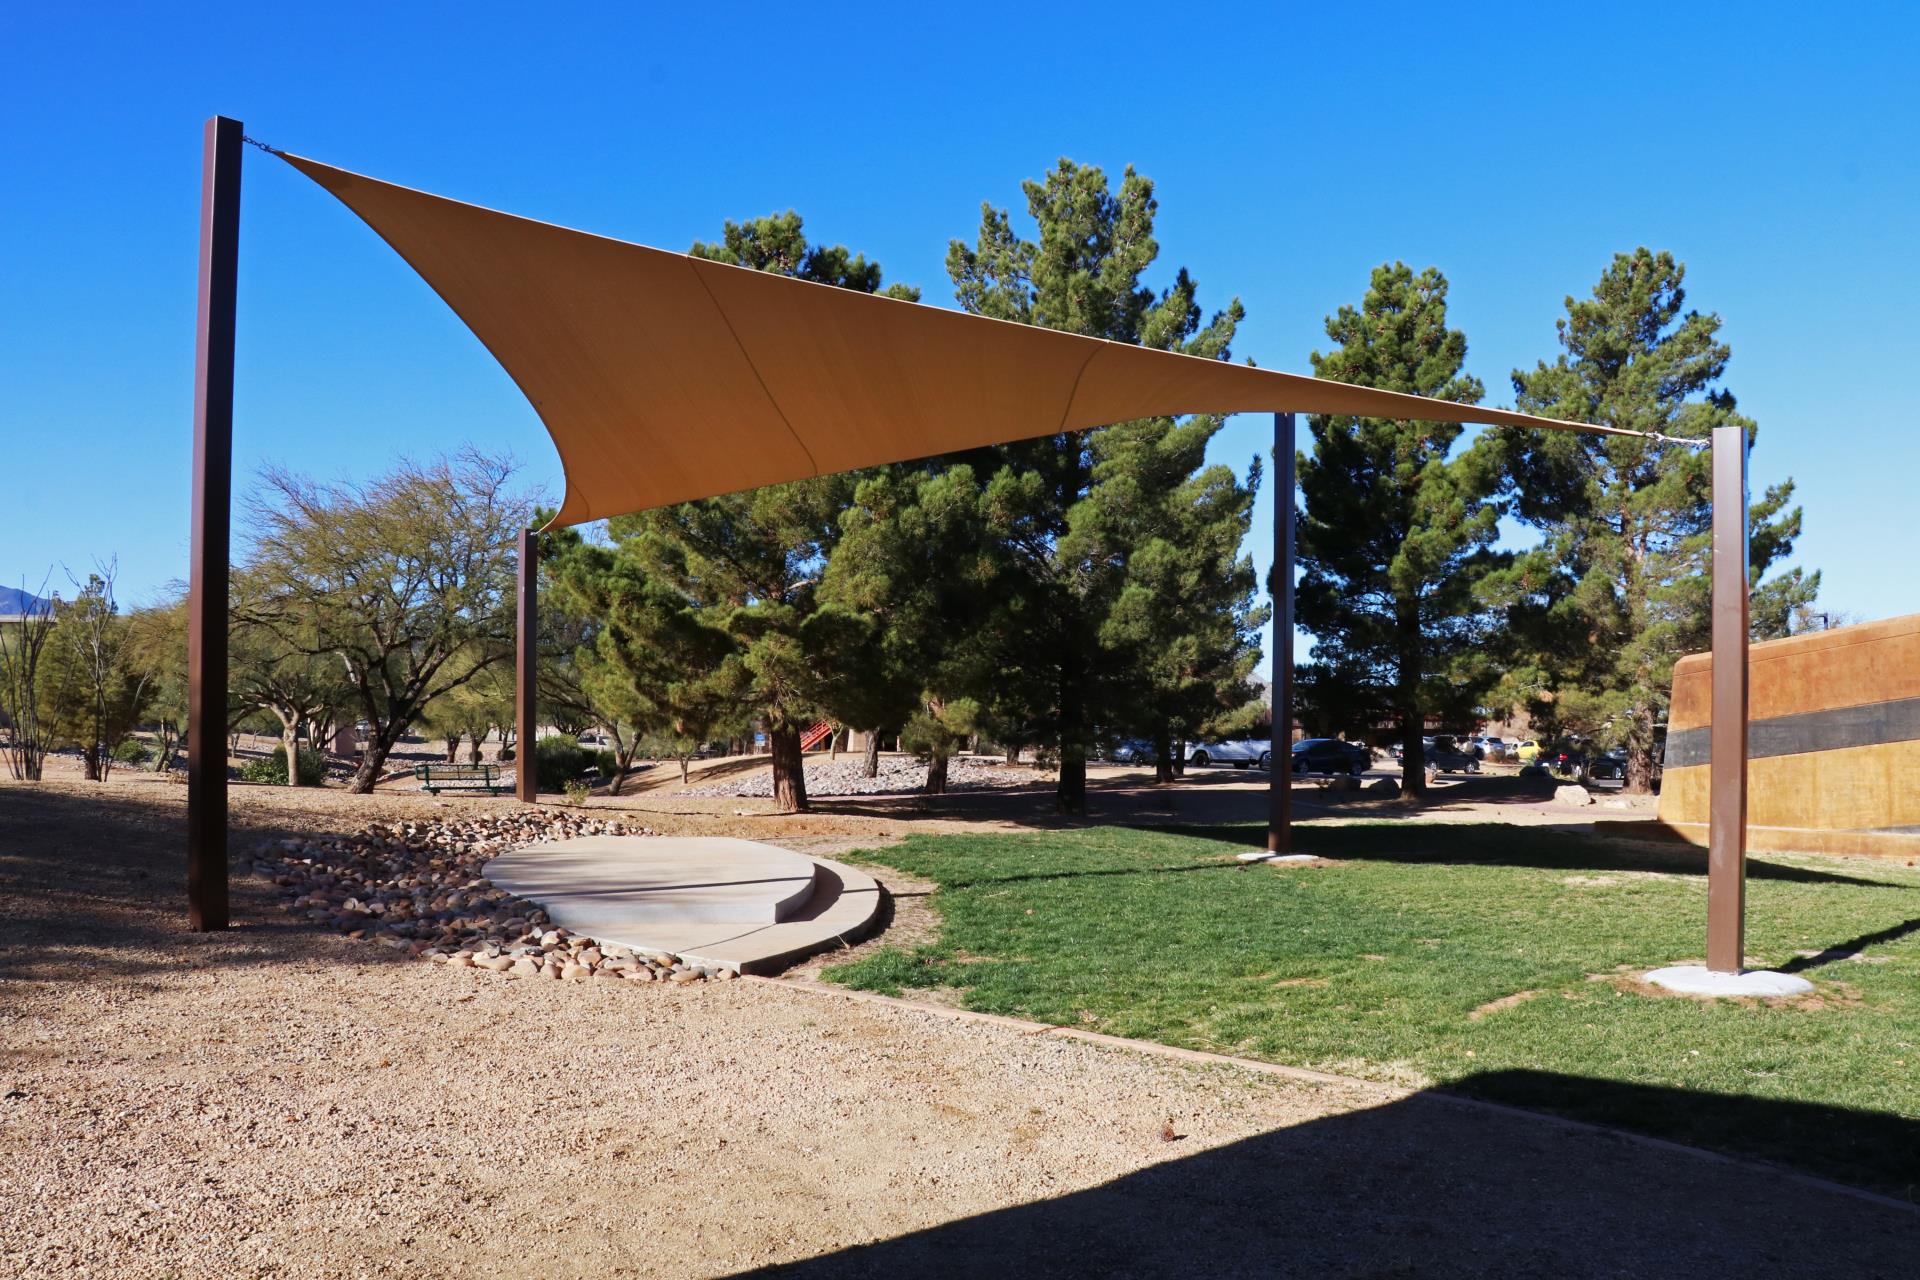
[
  {"x1": 1586, "y1": 753, "x2": 1627, "y2": 783},
  {"x1": 1291, "y1": 738, "x2": 1371, "y2": 777}
]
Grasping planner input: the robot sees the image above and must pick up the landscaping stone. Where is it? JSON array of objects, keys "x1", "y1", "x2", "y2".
[
  {"x1": 1556, "y1": 784, "x2": 1594, "y2": 807},
  {"x1": 680, "y1": 755, "x2": 1044, "y2": 798},
  {"x1": 248, "y1": 810, "x2": 710, "y2": 996}
]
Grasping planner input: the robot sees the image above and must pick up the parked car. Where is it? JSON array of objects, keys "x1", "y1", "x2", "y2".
[
  {"x1": 1587, "y1": 752, "x2": 1627, "y2": 783},
  {"x1": 1291, "y1": 738, "x2": 1370, "y2": 777},
  {"x1": 1186, "y1": 739, "x2": 1271, "y2": 769},
  {"x1": 1426, "y1": 735, "x2": 1483, "y2": 775},
  {"x1": 1512, "y1": 739, "x2": 1542, "y2": 763},
  {"x1": 1110, "y1": 739, "x2": 1158, "y2": 765},
  {"x1": 1542, "y1": 742, "x2": 1592, "y2": 778},
  {"x1": 1390, "y1": 736, "x2": 1436, "y2": 761}
]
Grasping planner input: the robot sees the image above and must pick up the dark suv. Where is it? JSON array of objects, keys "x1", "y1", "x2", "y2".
[{"x1": 1291, "y1": 738, "x2": 1371, "y2": 777}]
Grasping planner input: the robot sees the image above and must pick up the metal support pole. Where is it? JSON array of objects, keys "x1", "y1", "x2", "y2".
[
  {"x1": 1268, "y1": 413, "x2": 1296, "y2": 854},
  {"x1": 515, "y1": 527, "x2": 538, "y2": 803},
  {"x1": 187, "y1": 116, "x2": 242, "y2": 932},
  {"x1": 1706, "y1": 424, "x2": 1750, "y2": 973}
]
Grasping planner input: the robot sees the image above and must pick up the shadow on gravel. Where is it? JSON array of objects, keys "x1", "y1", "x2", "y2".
[
  {"x1": 1155, "y1": 821, "x2": 1899, "y2": 889},
  {"x1": 744, "y1": 1072, "x2": 1918, "y2": 1280},
  {"x1": 0, "y1": 784, "x2": 375, "y2": 995}
]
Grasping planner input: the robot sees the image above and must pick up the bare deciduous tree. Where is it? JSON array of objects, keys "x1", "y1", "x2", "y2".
[
  {"x1": 243, "y1": 451, "x2": 530, "y2": 793},
  {"x1": 0, "y1": 573, "x2": 57, "y2": 781}
]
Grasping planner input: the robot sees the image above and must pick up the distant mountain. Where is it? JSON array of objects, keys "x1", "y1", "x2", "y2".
[{"x1": 0, "y1": 585, "x2": 52, "y2": 616}]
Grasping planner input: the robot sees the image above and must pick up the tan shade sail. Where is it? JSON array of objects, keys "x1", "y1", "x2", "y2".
[{"x1": 282, "y1": 153, "x2": 1623, "y2": 528}]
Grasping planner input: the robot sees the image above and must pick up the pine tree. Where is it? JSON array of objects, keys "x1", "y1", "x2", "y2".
[
  {"x1": 1497, "y1": 248, "x2": 1816, "y2": 791},
  {"x1": 598, "y1": 212, "x2": 918, "y2": 812},
  {"x1": 945, "y1": 159, "x2": 1246, "y2": 812},
  {"x1": 1295, "y1": 263, "x2": 1505, "y2": 793},
  {"x1": 1080, "y1": 420, "x2": 1266, "y2": 782},
  {"x1": 820, "y1": 463, "x2": 1003, "y2": 793}
]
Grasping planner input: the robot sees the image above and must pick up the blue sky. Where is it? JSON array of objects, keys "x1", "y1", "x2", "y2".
[{"x1": 6, "y1": 1, "x2": 1916, "y2": 668}]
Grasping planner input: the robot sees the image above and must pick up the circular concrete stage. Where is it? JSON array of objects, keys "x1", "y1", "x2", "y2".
[{"x1": 484, "y1": 836, "x2": 884, "y2": 976}]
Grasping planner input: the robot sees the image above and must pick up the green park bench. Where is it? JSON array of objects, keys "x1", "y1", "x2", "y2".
[{"x1": 412, "y1": 762, "x2": 505, "y2": 795}]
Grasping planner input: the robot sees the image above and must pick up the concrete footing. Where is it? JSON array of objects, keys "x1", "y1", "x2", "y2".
[
  {"x1": 1645, "y1": 965, "x2": 1814, "y2": 997},
  {"x1": 1236, "y1": 851, "x2": 1319, "y2": 864}
]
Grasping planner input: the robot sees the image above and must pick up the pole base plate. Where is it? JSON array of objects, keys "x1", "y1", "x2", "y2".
[{"x1": 1645, "y1": 965, "x2": 1813, "y2": 997}]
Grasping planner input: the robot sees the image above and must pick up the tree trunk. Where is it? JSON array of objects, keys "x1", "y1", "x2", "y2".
[
  {"x1": 926, "y1": 747, "x2": 950, "y2": 794},
  {"x1": 770, "y1": 725, "x2": 809, "y2": 813},
  {"x1": 1154, "y1": 725, "x2": 1175, "y2": 785},
  {"x1": 284, "y1": 718, "x2": 303, "y2": 788},
  {"x1": 679, "y1": 754, "x2": 691, "y2": 785},
  {"x1": 1400, "y1": 718, "x2": 1427, "y2": 796},
  {"x1": 445, "y1": 734, "x2": 460, "y2": 763},
  {"x1": 1173, "y1": 740, "x2": 1186, "y2": 777},
  {"x1": 82, "y1": 745, "x2": 102, "y2": 782},
  {"x1": 348, "y1": 730, "x2": 398, "y2": 795},
  {"x1": 607, "y1": 739, "x2": 639, "y2": 796},
  {"x1": 1005, "y1": 742, "x2": 1021, "y2": 765},
  {"x1": 1623, "y1": 710, "x2": 1657, "y2": 795},
  {"x1": 863, "y1": 731, "x2": 881, "y2": 779},
  {"x1": 1397, "y1": 617, "x2": 1427, "y2": 797},
  {"x1": 1056, "y1": 657, "x2": 1087, "y2": 815}
]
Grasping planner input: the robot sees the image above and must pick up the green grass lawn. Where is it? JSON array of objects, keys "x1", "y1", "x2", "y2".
[{"x1": 825, "y1": 821, "x2": 1920, "y2": 1199}]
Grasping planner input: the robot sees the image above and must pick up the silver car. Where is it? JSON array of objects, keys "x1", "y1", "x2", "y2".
[{"x1": 1186, "y1": 739, "x2": 1271, "y2": 769}]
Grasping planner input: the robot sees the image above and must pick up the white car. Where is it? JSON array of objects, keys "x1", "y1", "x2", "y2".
[{"x1": 1185, "y1": 739, "x2": 1271, "y2": 769}]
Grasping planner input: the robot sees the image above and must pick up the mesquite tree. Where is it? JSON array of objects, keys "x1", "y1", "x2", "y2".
[
  {"x1": 243, "y1": 451, "x2": 527, "y2": 793},
  {"x1": 0, "y1": 576, "x2": 57, "y2": 781}
]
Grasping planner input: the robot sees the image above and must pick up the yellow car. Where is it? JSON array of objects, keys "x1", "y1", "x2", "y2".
[{"x1": 1513, "y1": 739, "x2": 1542, "y2": 763}]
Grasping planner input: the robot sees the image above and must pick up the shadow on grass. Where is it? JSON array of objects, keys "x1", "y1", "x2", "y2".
[
  {"x1": 742, "y1": 1071, "x2": 1917, "y2": 1279},
  {"x1": 1781, "y1": 915, "x2": 1920, "y2": 972},
  {"x1": 1152, "y1": 821, "x2": 1899, "y2": 888}
]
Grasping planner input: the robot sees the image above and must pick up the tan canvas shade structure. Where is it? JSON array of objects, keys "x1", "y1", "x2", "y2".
[{"x1": 186, "y1": 116, "x2": 1756, "y2": 975}]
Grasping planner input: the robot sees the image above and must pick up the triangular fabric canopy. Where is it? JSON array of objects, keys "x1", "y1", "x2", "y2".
[{"x1": 282, "y1": 154, "x2": 1621, "y2": 527}]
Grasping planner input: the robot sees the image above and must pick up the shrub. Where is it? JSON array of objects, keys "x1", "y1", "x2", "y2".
[
  {"x1": 535, "y1": 735, "x2": 594, "y2": 791},
  {"x1": 594, "y1": 746, "x2": 622, "y2": 779},
  {"x1": 112, "y1": 739, "x2": 152, "y2": 766},
  {"x1": 240, "y1": 745, "x2": 328, "y2": 786}
]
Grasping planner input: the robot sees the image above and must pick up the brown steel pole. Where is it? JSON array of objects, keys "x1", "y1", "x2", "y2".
[
  {"x1": 515, "y1": 527, "x2": 538, "y2": 803},
  {"x1": 187, "y1": 116, "x2": 242, "y2": 931},
  {"x1": 1268, "y1": 413, "x2": 1296, "y2": 853},
  {"x1": 1706, "y1": 424, "x2": 1750, "y2": 973}
]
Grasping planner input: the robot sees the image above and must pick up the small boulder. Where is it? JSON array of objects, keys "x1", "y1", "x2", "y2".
[
  {"x1": 1555, "y1": 784, "x2": 1594, "y2": 807},
  {"x1": 1366, "y1": 777, "x2": 1400, "y2": 797}
]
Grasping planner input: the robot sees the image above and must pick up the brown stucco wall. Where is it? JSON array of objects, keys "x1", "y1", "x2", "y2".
[{"x1": 1658, "y1": 613, "x2": 1920, "y2": 853}]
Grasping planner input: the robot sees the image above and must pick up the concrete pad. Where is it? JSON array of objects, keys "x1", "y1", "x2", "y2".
[
  {"x1": 1645, "y1": 965, "x2": 1815, "y2": 997},
  {"x1": 485, "y1": 836, "x2": 815, "y2": 926},
  {"x1": 1236, "y1": 851, "x2": 1319, "y2": 864},
  {"x1": 485, "y1": 837, "x2": 885, "y2": 975}
]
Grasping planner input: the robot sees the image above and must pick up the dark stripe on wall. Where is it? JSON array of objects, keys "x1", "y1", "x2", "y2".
[{"x1": 1666, "y1": 695, "x2": 1920, "y2": 769}]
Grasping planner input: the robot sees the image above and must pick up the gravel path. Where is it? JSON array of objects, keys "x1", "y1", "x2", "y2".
[
  {"x1": 3, "y1": 779, "x2": 1914, "y2": 1278},
  {"x1": 680, "y1": 756, "x2": 1046, "y2": 798}
]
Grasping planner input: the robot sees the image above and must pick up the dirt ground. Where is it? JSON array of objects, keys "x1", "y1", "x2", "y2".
[{"x1": 3, "y1": 772, "x2": 1911, "y2": 1279}]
